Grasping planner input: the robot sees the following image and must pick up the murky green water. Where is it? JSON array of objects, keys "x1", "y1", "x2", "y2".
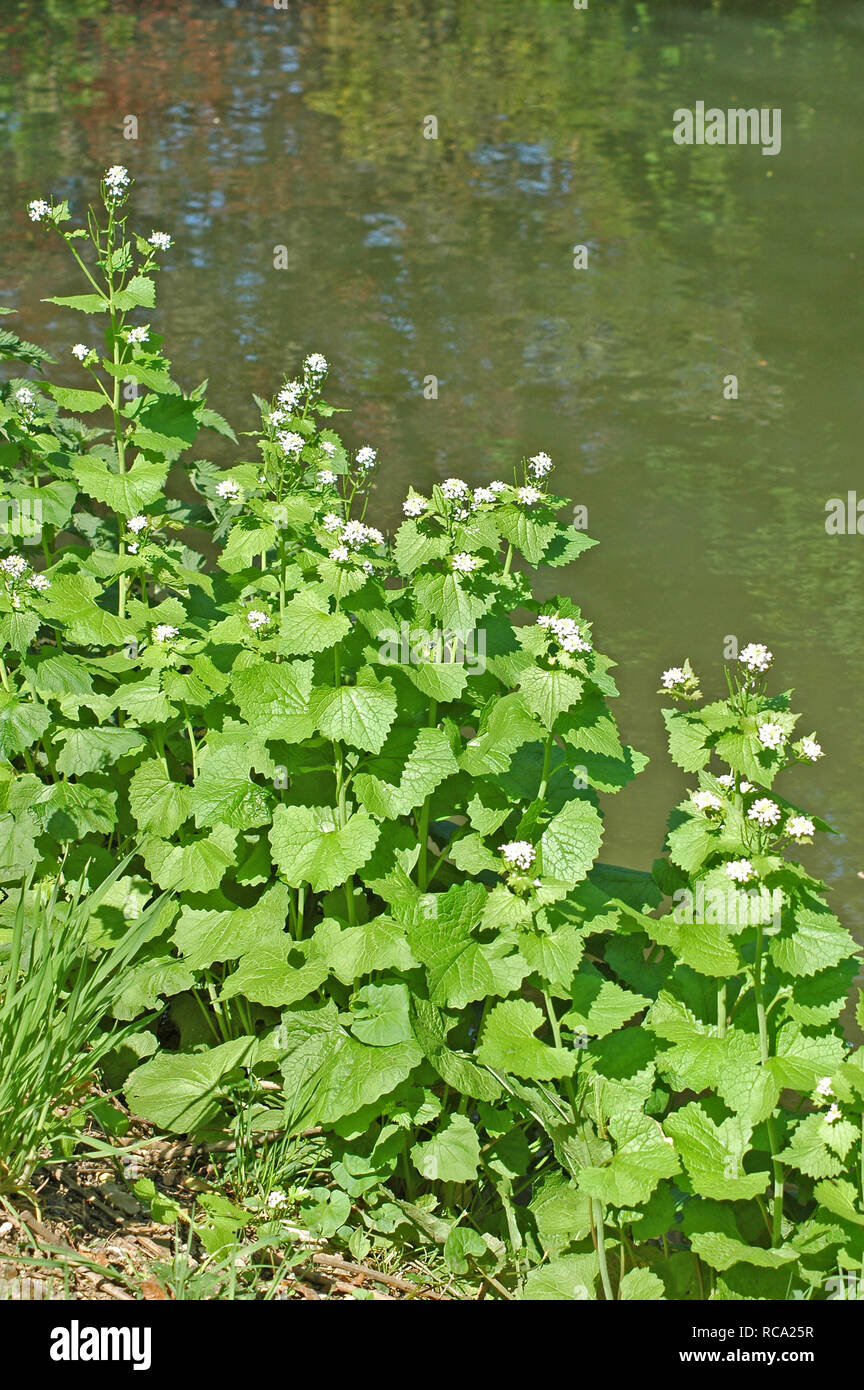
[{"x1": 2, "y1": 0, "x2": 862, "y2": 929}]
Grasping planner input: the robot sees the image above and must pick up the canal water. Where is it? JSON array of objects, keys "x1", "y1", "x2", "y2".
[{"x1": 2, "y1": 0, "x2": 862, "y2": 932}]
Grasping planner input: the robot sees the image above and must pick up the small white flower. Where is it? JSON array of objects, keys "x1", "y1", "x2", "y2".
[
  {"x1": 104, "y1": 164, "x2": 130, "y2": 195},
  {"x1": 246, "y1": 609, "x2": 269, "y2": 631},
  {"x1": 451, "y1": 552, "x2": 480, "y2": 574},
  {"x1": 356, "y1": 446, "x2": 376, "y2": 469},
  {"x1": 71, "y1": 343, "x2": 92, "y2": 361},
  {"x1": 329, "y1": 545, "x2": 350, "y2": 563},
  {"x1": 304, "y1": 352, "x2": 328, "y2": 378},
  {"x1": 725, "y1": 858, "x2": 755, "y2": 884},
  {"x1": 549, "y1": 617, "x2": 590, "y2": 653},
  {"x1": 402, "y1": 496, "x2": 427, "y2": 517},
  {"x1": 216, "y1": 479, "x2": 242, "y2": 500},
  {"x1": 361, "y1": 559, "x2": 374, "y2": 575},
  {"x1": 152, "y1": 623, "x2": 178, "y2": 643},
  {"x1": 661, "y1": 667, "x2": 685, "y2": 689},
  {"x1": 536, "y1": 615, "x2": 555, "y2": 629},
  {"x1": 28, "y1": 198, "x2": 51, "y2": 222},
  {"x1": 692, "y1": 790, "x2": 722, "y2": 814},
  {"x1": 800, "y1": 737, "x2": 823, "y2": 762},
  {"x1": 319, "y1": 440, "x2": 337, "y2": 457},
  {"x1": 266, "y1": 1189, "x2": 288, "y2": 1210},
  {"x1": 473, "y1": 487, "x2": 497, "y2": 505},
  {"x1": 126, "y1": 515, "x2": 148, "y2": 534},
  {"x1": 717, "y1": 774, "x2": 735, "y2": 788},
  {"x1": 528, "y1": 452, "x2": 553, "y2": 478},
  {"x1": 277, "y1": 381, "x2": 302, "y2": 409},
  {"x1": 126, "y1": 326, "x2": 149, "y2": 345},
  {"x1": 342, "y1": 519, "x2": 369, "y2": 546},
  {"x1": 277, "y1": 431, "x2": 305, "y2": 454},
  {"x1": 824, "y1": 1103, "x2": 841, "y2": 1125},
  {"x1": 815, "y1": 1077, "x2": 834, "y2": 1098},
  {"x1": 364, "y1": 525, "x2": 383, "y2": 545},
  {"x1": 15, "y1": 386, "x2": 35, "y2": 407},
  {"x1": 322, "y1": 513, "x2": 343, "y2": 533},
  {"x1": 441, "y1": 477, "x2": 468, "y2": 500},
  {"x1": 267, "y1": 409, "x2": 286, "y2": 426},
  {"x1": 517, "y1": 485, "x2": 543, "y2": 507},
  {"x1": 317, "y1": 469, "x2": 338, "y2": 485},
  {"x1": 739, "y1": 781, "x2": 753, "y2": 794},
  {"x1": 748, "y1": 798, "x2": 781, "y2": 828},
  {"x1": 0, "y1": 554, "x2": 28, "y2": 578},
  {"x1": 499, "y1": 841, "x2": 535, "y2": 870},
  {"x1": 27, "y1": 573, "x2": 50, "y2": 592},
  {"x1": 148, "y1": 231, "x2": 173, "y2": 250},
  {"x1": 739, "y1": 643, "x2": 773, "y2": 673},
  {"x1": 786, "y1": 815, "x2": 815, "y2": 841},
  {"x1": 128, "y1": 541, "x2": 139, "y2": 555},
  {"x1": 758, "y1": 722, "x2": 786, "y2": 751}
]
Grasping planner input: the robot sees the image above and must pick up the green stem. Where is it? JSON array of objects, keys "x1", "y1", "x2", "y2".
[
  {"x1": 185, "y1": 719, "x2": 199, "y2": 781},
  {"x1": 592, "y1": 1200, "x2": 615, "y2": 1301},
  {"x1": 753, "y1": 923, "x2": 784, "y2": 1245},
  {"x1": 717, "y1": 982, "x2": 727, "y2": 1039},
  {"x1": 416, "y1": 700, "x2": 438, "y2": 890}
]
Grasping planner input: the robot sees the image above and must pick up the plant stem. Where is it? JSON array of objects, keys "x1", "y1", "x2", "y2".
[
  {"x1": 753, "y1": 923, "x2": 784, "y2": 1245},
  {"x1": 592, "y1": 1199, "x2": 615, "y2": 1300},
  {"x1": 717, "y1": 982, "x2": 727, "y2": 1039},
  {"x1": 416, "y1": 700, "x2": 438, "y2": 890},
  {"x1": 184, "y1": 720, "x2": 199, "y2": 781}
]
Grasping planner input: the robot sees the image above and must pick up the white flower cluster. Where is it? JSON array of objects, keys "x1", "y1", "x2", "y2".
[
  {"x1": 104, "y1": 165, "x2": 131, "y2": 198},
  {"x1": 28, "y1": 198, "x2": 51, "y2": 222},
  {"x1": 277, "y1": 431, "x2": 305, "y2": 455},
  {"x1": 528, "y1": 452, "x2": 553, "y2": 478},
  {"x1": 126, "y1": 514, "x2": 148, "y2": 554},
  {"x1": 661, "y1": 667, "x2": 685, "y2": 689},
  {"x1": 0, "y1": 553, "x2": 50, "y2": 605},
  {"x1": 716, "y1": 774, "x2": 753, "y2": 793},
  {"x1": 71, "y1": 343, "x2": 93, "y2": 362},
  {"x1": 799, "y1": 737, "x2": 823, "y2": 762},
  {"x1": 441, "y1": 477, "x2": 469, "y2": 501},
  {"x1": 14, "y1": 385, "x2": 38, "y2": 422},
  {"x1": 451, "y1": 552, "x2": 480, "y2": 574},
  {"x1": 324, "y1": 514, "x2": 383, "y2": 563},
  {"x1": 402, "y1": 496, "x2": 427, "y2": 517},
  {"x1": 148, "y1": 231, "x2": 172, "y2": 250},
  {"x1": 724, "y1": 858, "x2": 755, "y2": 884},
  {"x1": 536, "y1": 613, "x2": 591, "y2": 655},
  {"x1": 356, "y1": 446, "x2": 376, "y2": 471},
  {"x1": 499, "y1": 841, "x2": 535, "y2": 870},
  {"x1": 517, "y1": 485, "x2": 543, "y2": 507},
  {"x1": 277, "y1": 381, "x2": 303, "y2": 410},
  {"x1": 738, "y1": 642, "x2": 773, "y2": 673},
  {"x1": 247, "y1": 609, "x2": 269, "y2": 632},
  {"x1": 152, "y1": 623, "x2": 178, "y2": 643},
  {"x1": 757, "y1": 722, "x2": 786, "y2": 751},
  {"x1": 691, "y1": 790, "x2": 722, "y2": 814},
  {"x1": 216, "y1": 479, "x2": 242, "y2": 501},
  {"x1": 748, "y1": 798, "x2": 782, "y2": 828},
  {"x1": 317, "y1": 469, "x2": 338, "y2": 486},
  {"x1": 815, "y1": 1076, "x2": 833, "y2": 1098},
  {"x1": 786, "y1": 815, "x2": 815, "y2": 841},
  {"x1": 303, "y1": 352, "x2": 328, "y2": 384},
  {"x1": 126, "y1": 326, "x2": 149, "y2": 345}
]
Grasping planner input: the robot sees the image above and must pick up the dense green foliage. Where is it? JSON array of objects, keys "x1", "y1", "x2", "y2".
[{"x1": 1, "y1": 173, "x2": 861, "y2": 1300}]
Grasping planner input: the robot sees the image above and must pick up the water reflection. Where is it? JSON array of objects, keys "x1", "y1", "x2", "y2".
[{"x1": 1, "y1": 0, "x2": 862, "y2": 926}]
